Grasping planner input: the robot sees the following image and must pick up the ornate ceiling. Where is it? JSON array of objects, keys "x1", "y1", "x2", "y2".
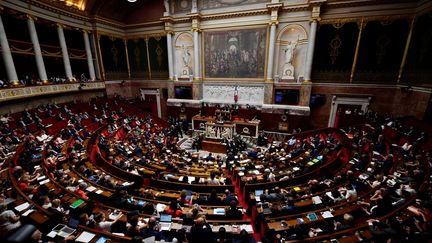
[
  {"x1": 41, "y1": 0, "x2": 162, "y2": 22},
  {"x1": 35, "y1": 0, "x2": 425, "y2": 24}
]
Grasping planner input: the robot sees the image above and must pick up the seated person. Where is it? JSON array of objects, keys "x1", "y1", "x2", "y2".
[
  {"x1": 140, "y1": 217, "x2": 161, "y2": 240},
  {"x1": 225, "y1": 200, "x2": 243, "y2": 219},
  {"x1": 0, "y1": 204, "x2": 21, "y2": 237}
]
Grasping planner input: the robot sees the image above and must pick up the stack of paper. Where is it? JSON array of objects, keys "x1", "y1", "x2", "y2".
[
  {"x1": 240, "y1": 224, "x2": 253, "y2": 233},
  {"x1": 321, "y1": 211, "x2": 334, "y2": 218},
  {"x1": 14, "y1": 202, "x2": 30, "y2": 212},
  {"x1": 86, "y1": 186, "x2": 96, "y2": 192},
  {"x1": 75, "y1": 231, "x2": 96, "y2": 242},
  {"x1": 312, "y1": 196, "x2": 322, "y2": 204}
]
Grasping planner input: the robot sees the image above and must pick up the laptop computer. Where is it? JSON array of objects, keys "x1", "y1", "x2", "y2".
[
  {"x1": 159, "y1": 214, "x2": 172, "y2": 231},
  {"x1": 52, "y1": 218, "x2": 79, "y2": 238}
]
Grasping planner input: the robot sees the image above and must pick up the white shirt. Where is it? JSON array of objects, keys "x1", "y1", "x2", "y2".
[{"x1": 98, "y1": 221, "x2": 113, "y2": 232}]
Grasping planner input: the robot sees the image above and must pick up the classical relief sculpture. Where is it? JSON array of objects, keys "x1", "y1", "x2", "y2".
[
  {"x1": 191, "y1": 0, "x2": 197, "y2": 13},
  {"x1": 180, "y1": 45, "x2": 191, "y2": 78},
  {"x1": 164, "y1": 0, "x2": 170, "y2": 15},
  {"x1": 282, "y1": 36, "x2": 298, "y2": 80}
]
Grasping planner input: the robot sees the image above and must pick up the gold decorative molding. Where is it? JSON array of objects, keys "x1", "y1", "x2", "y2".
[
  {"x1": 26, "y1": 14, "x2": 37, "y2": 21},
  {"x1": 320, "y1": 14, "x2": 414, "y2": 25},
  {"x1": 0, "y1": 82, "x2": 106, "y2": 103},
  {"x1": 266, "y1": 2, "x2": 283, "y2": 11},
  {"x1": 269, "y1": 20, "x2": 279, "y2": 26}
]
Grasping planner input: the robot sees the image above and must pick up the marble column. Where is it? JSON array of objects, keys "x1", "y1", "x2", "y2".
[
  {"x1": 27, "y1": 16, "x2": 48, "y2": 83},
  {"x1": 57, "y1": 24, "x2": 73, "y2": 81},
  {"x1": 90, "y1": 33, "x2": 101, "y2": 80},
  {"x1": 83, "y1": 31, "x2": 96, "y2": 80},
  {"x1": 0, "y1": 14, "x2": 19, "y2": 85},
  {"x1": 193, "y1": 29, "x2": 200, "y2": 79},
  {"x1": 166, "y1": 31, "x2": 174, "y2": 80},
  {"x1": 304, "y1": 19, "x2": 317, "y2": 83},
  {"x1": 266, "y1": 22, "x2": 277, "y2": 81}
]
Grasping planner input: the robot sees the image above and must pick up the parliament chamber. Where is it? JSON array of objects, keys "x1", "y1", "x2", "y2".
[{"x1": 0, "y1": 0, "x2": 432, "y2": 243}]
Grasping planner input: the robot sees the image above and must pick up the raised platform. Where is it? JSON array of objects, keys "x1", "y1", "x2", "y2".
[{"x1": 202, "y1": 139, "x2": 226, "y2": 154}]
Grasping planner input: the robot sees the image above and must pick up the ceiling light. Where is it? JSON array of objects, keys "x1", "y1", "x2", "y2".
[{"x1": 128, "y1": 0, "x2": 137, "y2": 2}]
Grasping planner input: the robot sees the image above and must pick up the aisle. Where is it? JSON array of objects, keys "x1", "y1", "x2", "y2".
[{"x1": 230, "y1": 172, "x2": 263, "y2": 242}]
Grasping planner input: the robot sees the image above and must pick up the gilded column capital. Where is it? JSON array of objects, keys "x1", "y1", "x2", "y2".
[
  {"x1": 56, "y1": 23, "x2": 66, "y2": 29},
  {"x1": 310, "y1": 17, "x2": 320, "y2": 22},
  {"x1": 269, "y1": 20, "x2": 279, "y2": 26},
  {"x1": 166, "y1": 30, "x2": 175, "y2": 36},
  {"x1": 191, "y1": 27, "x2": 201, "y2": 32},
  {"x1": 26, "y1": 14, "x2": 37, "y2": 21}
]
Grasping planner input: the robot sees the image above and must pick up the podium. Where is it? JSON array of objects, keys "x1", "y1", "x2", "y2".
[
  {"x1": 192, "y1": 115, "x2": 259, "y2": 138},
  {"x1": 205, "y1": 123, "x2": 234, "y2": 140}
]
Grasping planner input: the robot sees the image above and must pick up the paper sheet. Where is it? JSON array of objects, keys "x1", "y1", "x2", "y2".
[
  {"x1": 312, "y1": 196, "x2": 322, "y2": 204},
  {"x1": 14, "y1": 202, "x2": 30, "y2": 212},
  {"x1": 321, "y1": 211, "x2": 334, "y2": 218},
  {"x1": 75, "y1": 231, "x2": 96, "y2": 243}
]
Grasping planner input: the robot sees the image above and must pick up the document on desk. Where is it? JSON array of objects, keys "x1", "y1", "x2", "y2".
[
  {"x1": 14, "y1": 202, "x2": 30, "y2": 212},
  {"x1": 21, "y1": 209, "x2": 35, "y2": 216},
  {"x1": 213, "y1": 208, "x2": 225, "y2": 215},
  {"x1": 39, "y1": 179, "x2": 50, "y2": 185},
  {"x1": 75, "y1": 231, "x2": 96, "y2": 243},
  {"x1": 240, "y1": 224, "x2": 253, "y2": 233},
  {"x1": 95, "y1": 189, "x2": 103, "y2": 194},
  {"x1": 312, "y1": 196, "x2": 322, "y2": 204},
  {"x1": 156, "y1": 203, "x2": 166, "y2": 212},
  {"x1": 86, "y1": 186, "x2": 96, "y2": 192},
  {"x1": 321, "y1": 211, "x2": 334, "y2": 218}
]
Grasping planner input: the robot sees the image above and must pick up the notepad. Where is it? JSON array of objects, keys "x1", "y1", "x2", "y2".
[
  {"x1": 14, "y1": 202, "x2": 30, "y2": 212},
  {"x1": 75, "y1": 231, "x2": 96, "y2": 243},
  {"x1": 39, "y1": 179, "x2": 50, "y2": 185},
  {"x1": 22, "y1": 209, "x2": 35, "y2": 216},
  {"x1": 321, "y1": 211, "x2": 334, "y2": 218},
  {"x1": 240, "y1": 224, "x2": 253, "y2": 233},
  {"x1": 86, "y1": 186, "x2": 96, "y2": 192},
  {"x1": 312, "y1": 196, "x2": 322, "y2": 204}
]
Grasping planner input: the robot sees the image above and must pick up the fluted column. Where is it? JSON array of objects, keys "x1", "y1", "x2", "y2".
[
  {"x1": 27, "y1": 15, "x2": 48, "y2": 83},
  {"x1": 57, "y1": 24, "x2": 73, "y2": 80},
  {"x1": 166, "y1": 31, "x2": 174, "y2": 80},
  {"x1": 0, "y1": 14, "x2": 19, "y2": 85},
  {"x1": 303, "y1": 19, "x2": 318, "y2": 83},
  {"x1": 90, "y1": 33, "x2": 101, "y2": 80},
  {"x1": 193, "y1": 29, "x2": 200, "y2": 80},
  {"x1": 266, "y1": 21, "x2": 277, "y2": 81},
  {"x1": 83, "y1": 30, "x2": 96, "y2": 80}
]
